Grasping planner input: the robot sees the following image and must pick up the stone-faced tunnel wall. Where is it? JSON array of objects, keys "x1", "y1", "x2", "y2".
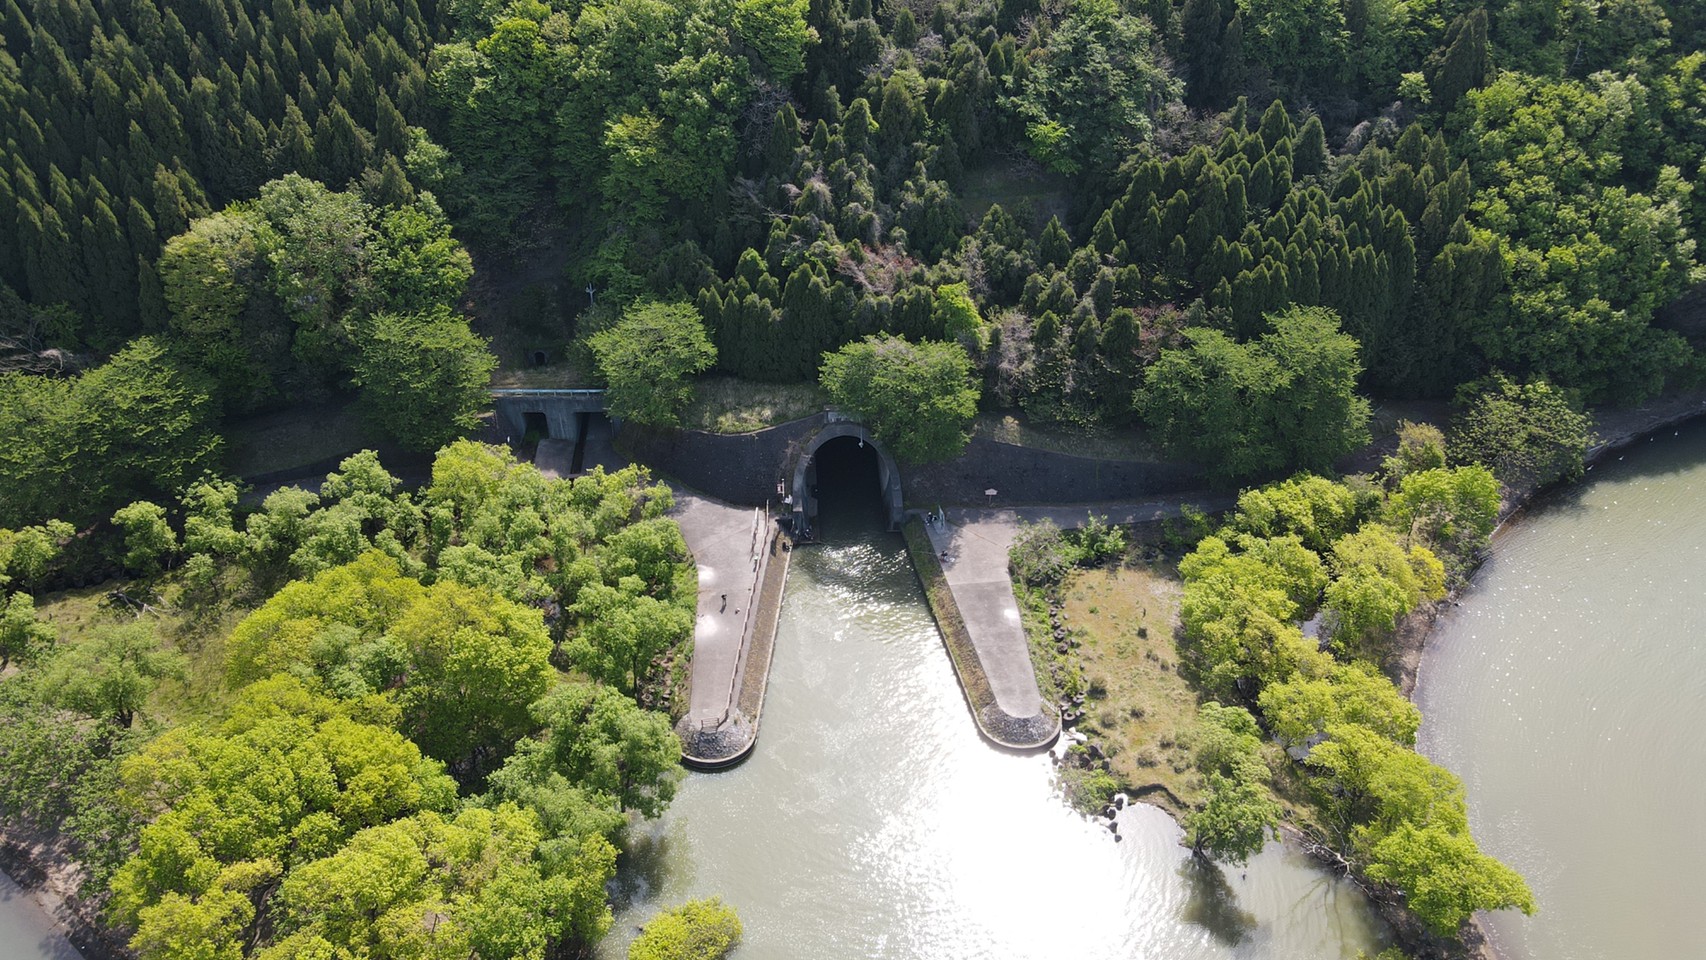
[{"x1": 791, "y1": 420, "x2": 905, "y2": 529}]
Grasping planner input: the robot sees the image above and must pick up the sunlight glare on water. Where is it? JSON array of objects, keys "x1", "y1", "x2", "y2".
[{"x1": 602, "y1": 466, "x2": 1388, "y2": 960}]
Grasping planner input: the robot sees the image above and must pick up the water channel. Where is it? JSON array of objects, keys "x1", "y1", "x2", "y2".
[
  {"x1": 600, "y1": 445, "x2": 1389, "y2": 959},
  {"x1": 0, "y1": 869, "x2": 77, "y2": 960},
  {"x1": 1417, "y1": 417, "x2": 1706, "y2": 960}
]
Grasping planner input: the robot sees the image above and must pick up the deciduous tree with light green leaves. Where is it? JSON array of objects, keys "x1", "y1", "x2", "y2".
[
  {"x1": 733, "y1": 0, "x2": 813, "y2": 83},
  {"x1": 565, "y1": 583, "x2": 694, "y2": 696},
  {"x1": 226, "y1": 551, "x2": 554, "y2": 768},
  {"x1": 589, "y1": 302, "x2": 718, "y2": 427},
  {"x1": 1185, "y1": 703, "x2": 1280, "y2": 864},
  {"x1": 1306, "y1": 722, "x2": 1535, "y2": 935},
  {"x1": 352, "y1": 305, "x2": 498, "y2": 451},
  {"x1": 1365, "y1": 820, "x2": 1536, "y2": 937},
  {"x1": 1322, "y1": 525, "x2": 1446, "y2": 655},
  {"x1": 629, "y1": 897, "x2": 743, "y2": 960},
  {"x1": 1013, "y1": 0, "x2": 1180, "y2": 174},
  {"x1": 264, "y1": 804, "x2": 616, "y2": 960},
  {"x1": 0, "y1": 520, "x2": 73, "y2": 590},
  {"x1": 39, "y1": 622, "x2": 185, "y2": 729},
  {"x1": 1142, "y1": 307, "x2": 1371, "y2": 483},
  {"x1": 0, "y1": 338, "x2": 221, "y2": 529},
  {"x1": 1382, "y1": 421, "x2": 1447, "y2": 484},
  {"x1": 112, "y1": 502, "x2": 178, "y2": 576},
  {"x1": 1230, "y1": 474, "x2": 1366, "y2": 553},
  {"x1": 1259, "y1": 661, "x2": 1422, "y2": 748},
  {"x1": 0, "y1": 592, "x2": 53, "y2": 671},
  {"x1": 820, "y1": 335, "x2": 980, "y2": 464},
  {"x1": 522, "y1": 681, "x2": 684, "y2": 819},
  {"x1": 108, "y1": 676, "x2": 459, "y2": 960},
  {"x1": 1382, "y1": 466, "x2": 1500, "y2": 566},
  {"x1": 932, "y1": 282, "x2": 988, "y2": 347}
]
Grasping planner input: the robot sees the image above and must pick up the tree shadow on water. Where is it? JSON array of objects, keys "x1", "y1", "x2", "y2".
[
  {"x1": 605, "y1": 825, "x2": 677, "y2": 916},
  {"x1": 1179, "y1": 855, "x2": 1258, "y2": 947}
]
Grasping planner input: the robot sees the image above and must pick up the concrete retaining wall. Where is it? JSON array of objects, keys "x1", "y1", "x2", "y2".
[
  {"x1": 620, "y1": 414, "x2": 1201, "y2": 509},
  {"x1": 492, "y1": 389, "x2": 607, "y2": 441},
  {"x1": 903, "y1": 436, "x2": 1200, "y2": 506},
  {"x1": 619, "y1": 415, "x2": 823, "y2": 505}
]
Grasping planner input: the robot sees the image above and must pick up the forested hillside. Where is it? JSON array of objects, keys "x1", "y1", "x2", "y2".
[
  {"x1": 421, "y1": 0, "x2": 1703, "y2": 416},
  {"x1": 0, "y1": 0, "x2": 442, "y2": 344},
  {"x1": 4, "y1": 0, "x2": 1703, "y2": 489}
]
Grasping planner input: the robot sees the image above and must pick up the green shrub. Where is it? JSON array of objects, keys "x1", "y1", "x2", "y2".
[{"x1": 629, "y1": 898, "x2": 743, "y2": 960}]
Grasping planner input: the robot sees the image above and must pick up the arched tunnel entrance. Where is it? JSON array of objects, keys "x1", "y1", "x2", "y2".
[
  {"x1": 792, "y1": 422, "x2": 905, "y2": 538},
  {"x1": 810, "y1": 435, "x2": 883, "y2": 535}
]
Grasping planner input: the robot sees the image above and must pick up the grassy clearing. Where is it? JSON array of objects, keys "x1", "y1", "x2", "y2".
[
  {"x1": 974, "y1": 411, "x2": 1160, "y2": 461},
  {"x1": 1051, "y1": 560, "x2": 1206, "y2": 819},
  {"x1": 682, "y1": 377, "x2": 823, "y2": 434},
  {"x1": 36, "y1": 578, "x2": 245, "y2": 727},
  {"x1": 225, "y1": 403, "x2": 387, "y2": 479},
  {"x1": 956, "y1": 162, "x2": 1072, "y2": 225},
  {"x1": 1034, "y1": 546, "x2": 1327, "y2": 834}
]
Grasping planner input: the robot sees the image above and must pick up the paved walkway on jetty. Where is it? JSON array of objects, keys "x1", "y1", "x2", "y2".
[
  {"x1": 920, "y1": 498, "x2": 1232, "y2": 743},
  {"x1": 531, "y1": 436, "x2": 776, "y2": 766},
  {"x1": 671, "y1": 491, "x2": 775, "y2": 765}
]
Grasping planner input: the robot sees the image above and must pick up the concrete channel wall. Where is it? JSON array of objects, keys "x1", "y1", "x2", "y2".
[{"x1": 642, "y1": 416, "x2": 1198, "y2": 766}]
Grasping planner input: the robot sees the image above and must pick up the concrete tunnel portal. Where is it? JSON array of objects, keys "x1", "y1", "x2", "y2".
[{"x1": 791, "y1": 421, "x2": 904, "y2": 535}]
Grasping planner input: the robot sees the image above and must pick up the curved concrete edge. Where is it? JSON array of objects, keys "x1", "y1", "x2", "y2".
[
  {"x1": 902, "y1": 520, "x2": 1060, "y2": 752},
  {"x1": 678, "y1": 711, "x2": 758, "y2": 770},
  {"x1": 677, "y1": 527, "x2": 793, "y2": 770},
  {"x1": 790, "y1": 419, "x2": 905, "y2": 530},
  {"x1": 976, "y1": 703, "x2": 1062, "y2": 752}
]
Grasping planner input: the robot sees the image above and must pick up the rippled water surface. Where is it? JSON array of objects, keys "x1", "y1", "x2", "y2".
[
  {"x1": 1418, "y1": 418, "x2": 1706, "y2": 960},
  {"x1": 602, "y1": 475, "x2": 1388, "y2": 959}
]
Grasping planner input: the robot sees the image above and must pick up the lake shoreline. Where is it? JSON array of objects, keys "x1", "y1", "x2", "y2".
[
  {"x1": 1387, "y1": 386, "x2": 1706, "y2": 959},
  {"x1": 8, "y1": 393, "x2": 1703, "y2": 960},
  {"x1": 1392, "y1": 387, "x2": 1706, "y2": 701},
  {"x1": 0, "y1": 822, "x2": 130, "y2": 960}
]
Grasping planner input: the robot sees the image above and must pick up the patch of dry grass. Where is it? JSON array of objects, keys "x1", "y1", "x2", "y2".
[
  {"x1": 974, "y1": 411, "x2": 1159, "y2": 461},
  {"x1": 36, "y1": 579, "x2": 245, "y2": 725},
  {"x1": 683, "y1": 377, "x2": 823, "y2": 434},
  {"x1": 1060, "y1": 561, "x2": 1206, "y2": 819}
]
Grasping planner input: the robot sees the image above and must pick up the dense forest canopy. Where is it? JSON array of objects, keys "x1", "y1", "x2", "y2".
[
  {"x1": 2, "y1": 0, "x2": 1704, "y2": 956},
  {"x1": 2, "y1": 0, "x2": 1702, "y2": 501}
]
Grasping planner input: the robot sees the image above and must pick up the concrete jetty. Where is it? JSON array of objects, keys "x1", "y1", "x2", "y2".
[
  {"x1": 671, "y1": 491, "x2": 789, "y2": 768},
  {"x1": 915, "y1": 499, "x2": 1230, "y2": 750}
]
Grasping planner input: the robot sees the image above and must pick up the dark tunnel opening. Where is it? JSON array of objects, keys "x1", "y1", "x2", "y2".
[{"x1": 810, "y1": 435, "x2": 885, "y2": 536}]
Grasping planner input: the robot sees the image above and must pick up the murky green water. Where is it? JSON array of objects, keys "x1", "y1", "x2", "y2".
[
  {"x1": 1418, "y1": 418, "x2": 1706, "y2": 960},
  {"x1": 602, "y1": 479, "x2": 1389, "y2": 959},
  {"x1": 0, "y1": 869, "x2": 76, "y2": 959}
]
